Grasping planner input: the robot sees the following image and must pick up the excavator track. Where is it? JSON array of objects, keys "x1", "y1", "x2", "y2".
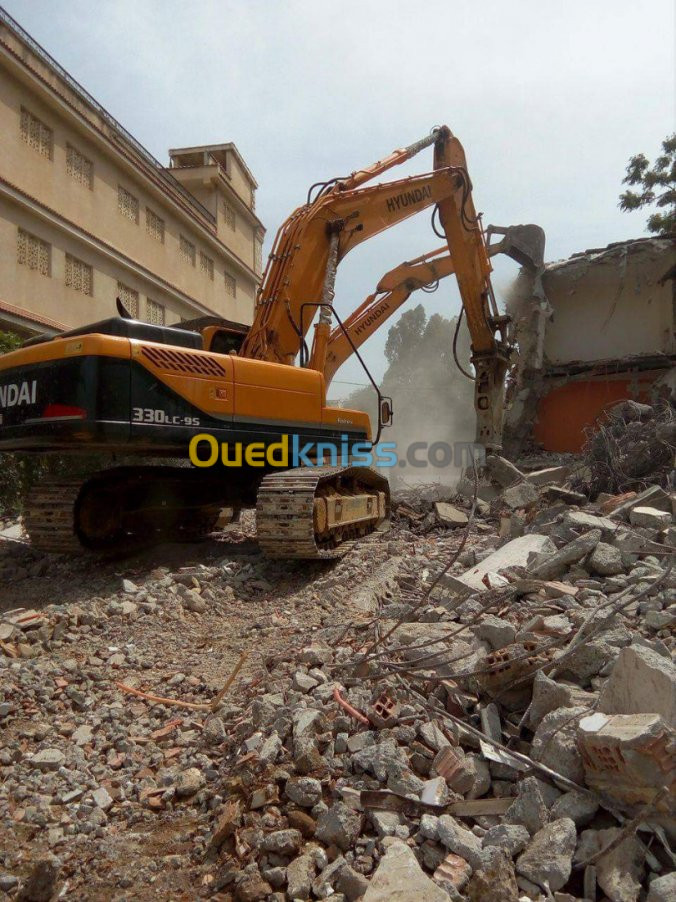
[
  {"x1": 24, "y1": 477, "x2": 84, "y2": 553},
  {"x1": 23, "y1": 469, "x2": 226, "y2": 555},
  {"x1": 256, "y1": 465, "x2": 389, "y2": 560}
]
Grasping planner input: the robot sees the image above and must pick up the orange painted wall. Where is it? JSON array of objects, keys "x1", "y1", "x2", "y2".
[{"x1": 533, "y1": 375, "x2": 656, "y2": 452}]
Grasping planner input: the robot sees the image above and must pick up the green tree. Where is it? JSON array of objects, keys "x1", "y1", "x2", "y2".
[
  {"x1": 384, "y1": 304, "x2": 427, "y2": 366},
  {"x1": 619, "y1": 134, "x2": 675, "y2": 234},
  {"x1": 0, "y1": 330, "x2": 22, "y2": 354}
]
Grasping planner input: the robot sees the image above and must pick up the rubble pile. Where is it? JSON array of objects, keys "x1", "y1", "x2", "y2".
[
  {"x1": 576, "y1": 400, "x2": 675, "y2": 498},
  {"x1": 0, "y1": 455, "x2": 674, "y2": 900}
]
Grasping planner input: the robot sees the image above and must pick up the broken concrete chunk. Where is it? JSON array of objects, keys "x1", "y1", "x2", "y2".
[
  {"x1": 577, "y1": 712, "x2": 674, "y2": 809},
  {"x1": 530, "y1": 529, "x2": 602, "y2": 580},
  {"x1": 501, "y1": 481, "x2": 540, "y2": 511},
  {"x1": 647, "y1": 872, "x2": 676, "y2": 902},
  {"x1": 561, "y1": 510, "x2": 619, "y2": 539},
  {"x1": 505, "y1": 776, "x2": 548, "y2": 836},
  {"x1": 587, "y1": 541, "x2": 625, "y2": 576},
  {"x1": 597, "y1": 644, "x2": 676, "y2": 725},
  {"x1": 286, "y1": 852, "x2": 316, "y2": 900},
  {"x1": 529, "y1": 671, "x2": 597, "y2": 729},
  {"x1": 482, "y1": 823, "x2": 530, "y2": 857},
  {"x1": 466, "y1": 850, "x2": 520, "y2": 902},
  {"x1": 610, "y1": 485, "x2": 672, "y2": 520},
  {"x1": 434, "y1": 501, "x2": 468, "y2": 528},
  {"x1": 362, "y1": 840, "x2": 448, "y2": 902},
  {"x1": 629, "y1": 506, "x2": 672, "y2": 529},
  {"x1": 315, "y1": 802, "x2": 363, "y2": 851},
  {"x1": 525, "y1": 466, "x2": 571, "y2": 487},
  {"x1": 476, "y1": 615, "x2": 516, "y2": 650},
  {"x1": 516, "y1": 818, "x2": 576, "y2": 892},
  {"x1": 443, "y1": 534, "x2": 555, "y2": 592},
  {"x1": 437, "y1": 816, "x2": 484, "y2": 870},
  {"x1": 531, "y1": 706, "x2": 587, "y2": 784},
  {"x1": 487, "y1": 455, "x2": 525, "y2": 488},
  {"x1": 550, "y1": 790, "x2": 599, "y2": 827},
  {"x1": 576, "y1": 828, "x2": 646, "y2": 902}
]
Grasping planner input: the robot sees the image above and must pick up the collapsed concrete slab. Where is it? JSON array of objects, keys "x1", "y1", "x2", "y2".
[{"x1": 439, "y1": 534, "x2": 555, "y2": 593}]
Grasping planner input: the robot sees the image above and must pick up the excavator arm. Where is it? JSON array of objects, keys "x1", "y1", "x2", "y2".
[
  {"x1": 323, "y1": 246, "x2": 457, "y2": 386},
  {"x1": 241, "y1": 125, "x2": 544, "y2": 451}
]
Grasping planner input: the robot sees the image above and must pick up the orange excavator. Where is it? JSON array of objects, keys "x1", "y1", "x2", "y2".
[{"x1": 0, "y1": 126, "x2": 543, "y2": 558}]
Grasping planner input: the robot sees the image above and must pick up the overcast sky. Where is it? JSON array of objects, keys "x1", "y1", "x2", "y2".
[{"x1": 5, "y1": 0, "x2": 674, "y2": 391}]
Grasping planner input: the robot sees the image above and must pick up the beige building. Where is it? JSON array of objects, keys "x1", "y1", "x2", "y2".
[{"x1": 0, "y1": 7, "x2": 264, "y2": 338}]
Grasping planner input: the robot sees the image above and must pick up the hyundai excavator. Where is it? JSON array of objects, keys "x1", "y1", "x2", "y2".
[{"x1": 0, "y1": 126, "x2": 544, "y2": 558}]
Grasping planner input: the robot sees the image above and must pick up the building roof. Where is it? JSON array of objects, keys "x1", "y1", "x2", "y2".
[{"x1": 169, "y1": 143, "x2": 258, "y2": 188}]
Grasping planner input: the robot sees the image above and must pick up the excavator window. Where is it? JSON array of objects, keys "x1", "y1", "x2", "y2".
[{"x1": 208, "y1": 328, "x2": 246, "y2": 355}]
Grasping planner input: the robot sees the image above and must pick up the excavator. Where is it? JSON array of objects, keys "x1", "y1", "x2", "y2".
[{"x1": 0, "y1": 126, "x2": 544, "y2": 558}]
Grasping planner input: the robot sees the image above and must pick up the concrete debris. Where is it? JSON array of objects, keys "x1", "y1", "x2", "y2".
[
  {"x1": 578, "y1": 712, "x2": 675, "y2": 809},
  {"x1": 0, "y1": 445, "x2": 673, "y2": 898},
  {"x1": 598, "y1": 644, "x2": 676, "y2": 725},
  {"x1": 575, "y1": 828, "x2": 646, "y2": 902},
  {"x1": 516, "y1": 818, "x2": 577, "y2": 891},
  {"x1": 362, "y1": 840, "x2": 448, "y2": 902}
]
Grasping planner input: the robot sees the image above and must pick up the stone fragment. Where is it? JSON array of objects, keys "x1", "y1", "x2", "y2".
[
  {"x1": 260, "y1": 828, "x2": 302, "y2": 856},
  {"x1": 531, "y1": 706, "x2": 586, "y2": 784},
  {"x1": 482, "y1": 823, "x2": 530, "y2": 857},
  {"x1": 576, "y1": 828, "x2": 645, "y2": 902},
  {"x1": 529, "y1": 671, "x2": 597, "y2": 729},
  {"x1": 550, "y1": 790, "x2": 598, "y2": 827},
  {"x1": 516, "y1": 818, "x2": 576, "y2": 892},
  {"x1": 434, "y1": 502, "x2": 468, "y2": 527},
  {"x1": 368, "y1": 809, "x2": 401, "y2": 838},
  {"x1": 578, "y1": 712, "x2": 674, "y2": 808},
  {"x1": 285, "y1": 776, "x2": 322, "y2": 807},
  {"x1": 362, "y1": 840, "x2": 448, "y2": 902},
  {"x1": 587, "y1": 542, "x2": 624, "y2": 576},
  {"x1": 182, "y1": 590, "x2": 206, "y2": 613},
  {"x1": 530, "y1": 529, "x2": 602, "y2": 580},
  {"x1": 525, "y1": 466, "x2": 570, "y2": 487},
  {"x1": 437, "y1": 816, "x2": 483, "y2": 869},
  {"x1": 92, "y1": 786, "x2": 113, "y2": 812},
  {"x1": 466, "y1": 851, "x2": 519, "y2": 902},
  {"x1": 505, "y1": 777, "x2": 548, "y2": 836},
  {"x1": 336, "y1": 864, "x2": 369, "y2": 902},
  {"x1": 598, "y1": 644, "x2": 676, "y2": 725},
  {"x1": 30, "y1": 749, "x2": 65, "y2": 772},
  {"x1": 501, "y1": 481, "x2": 539, "y2": 511},
  {"x1": 315, "y1": 802, "x2": 362, "y2": 851},
  {"x1": 476, "y1": 616, "x2": 516, "y2": 650},
  {"x1": 610, "y1": 485, "x2": 671, "y2": 520},
  {"x1": 629, "y1": 506, "x2": 671, "y2": 529},
  {"x1": 487, "y1": 455, "x2": 525, "y2": 488},
  {"x1": 442, "y1": 534, "x2": 555, "y2": 592},
  {"x1": 647, "y1": 872, "x2": 676, "y2": 902},
  {"x1": 175, "y1": 767, "x2": 205, "y2": 798}
]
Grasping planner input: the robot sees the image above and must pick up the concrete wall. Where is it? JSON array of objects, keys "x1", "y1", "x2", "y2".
[{"x1": 542, "y1": 239, "x2": 674, "y2": 364}]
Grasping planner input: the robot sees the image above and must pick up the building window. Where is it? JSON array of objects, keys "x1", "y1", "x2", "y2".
[
  {"x1": 66, "y1": 144, "x2": 93, "y2": 189},
  {"x1": 20, "y1": 107, "x2": 53, "y2": 159},
  {"x1": 146, "y1": 207, "x2": 165, "y2": 243},
  {"x1": 117, "y1": 281, "x2": 139, "y2": 318},
  {"x1": 199, "y1": 251, "x2": 214, "y2": 280},
  {"x1": 223, "y1": 201, "x2": 236, "y2": 231},
  {"x1": 118, "y1": 186, "x2": 139, "y2": 223},
  {"x1": 17, "y1": 229, "x2": 50, "y2": 276},
  {"x1": 254, "y1": 239, "x2": 263, "y2": 274},
  {"x1": 65, "y1": 254, "x2": 93, "y2": 296},
  {"x1": 146, "y1": 298, "x2": 165, "y2": 325},
  {"x1": 224, "y1": 272, "x2": 237, "y2": 298},
  {"x1": 180, "y1": 235, "x2": 196, "y2": 267}
]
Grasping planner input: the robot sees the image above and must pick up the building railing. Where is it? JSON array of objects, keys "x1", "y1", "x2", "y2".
[{"x1": 0, "y1": 5, "x2": 216, "y2": 226}]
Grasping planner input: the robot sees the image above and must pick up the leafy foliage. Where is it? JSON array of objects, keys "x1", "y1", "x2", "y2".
[{"x1": 619, "y1": 134, "x2": 676, "y2": 234}]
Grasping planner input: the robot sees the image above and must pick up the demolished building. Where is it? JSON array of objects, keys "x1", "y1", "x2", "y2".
[{"x1": 506, "y1": 237, "x2": 675, "y2": 454}]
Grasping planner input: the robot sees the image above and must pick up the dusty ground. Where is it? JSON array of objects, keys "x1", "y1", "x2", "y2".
[{"x1": 0, "y1": 511, "x2": 474, "y2": 900}]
